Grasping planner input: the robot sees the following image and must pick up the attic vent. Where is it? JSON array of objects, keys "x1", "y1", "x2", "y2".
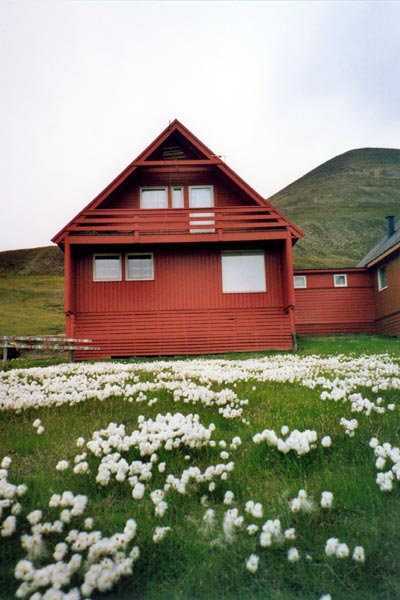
[{"x1": 160, "y1": 145, "x2": 188, "y2": 160}]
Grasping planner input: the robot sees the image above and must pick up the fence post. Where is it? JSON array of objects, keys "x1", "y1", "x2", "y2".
[{"x1": 2, "y1": 337, "x2": 7, "y2": 370}]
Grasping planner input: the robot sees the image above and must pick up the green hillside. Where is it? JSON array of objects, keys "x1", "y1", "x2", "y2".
[
  {"x1": 0, "y1": 247, "x2": 64, "y2": 336},
  {"x1": 269, "y1": 148, "x2": 400, "y2": 268}
]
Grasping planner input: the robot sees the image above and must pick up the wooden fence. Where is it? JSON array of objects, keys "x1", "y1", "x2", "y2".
[{"x1": 1, "y1": 336, "x2": 100, "y2": 368}]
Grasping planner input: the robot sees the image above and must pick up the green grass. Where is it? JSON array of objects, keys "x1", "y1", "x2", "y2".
[
  {"x1": 0, "y1": 337, "x2": 399, "y2": 599},
  {"x1": 0, "y1": 274, "x2": 64, "y2": 336}
]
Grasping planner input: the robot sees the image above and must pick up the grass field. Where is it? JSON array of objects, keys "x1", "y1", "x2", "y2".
[
  {"x1": 0, "y1": 275, "x2": 64, "y2": 336},
  {"x1": 1, "y1": 336, "x2": 399, "y2": 600}
]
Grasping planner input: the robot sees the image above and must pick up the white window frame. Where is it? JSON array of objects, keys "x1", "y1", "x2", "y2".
[
  {"x1": 140, "y1": 187, "x2": 168, "y2": 209},
  {"x1": 125, "y1": 253, "x2": 154, "y2": 281},
  {"x1": 188, "y1": 185, "x2": 214, "y2": 208},
  {"x1": 171, "y1": 187, "x2": 184, "y2": 208},
  {"x1": 294, "y1": 275, "x2": 307, "y2": 289},
  {"x1": 333, "y1": 273, "x2": 347, "y2": 288},
  {"x1": 377, "y1": 266, "x2": 388, "y2": 291},
  {"x1": 221, "y1": 250, "x2": 266, "y2": 294},
  {"x1": 93, "y1": 254, "x2": 122, "y2": 282}
]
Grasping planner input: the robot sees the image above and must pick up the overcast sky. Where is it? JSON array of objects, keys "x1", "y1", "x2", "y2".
[{"x1": 1, "y1": 0, "x2": 400, "y2": 251}]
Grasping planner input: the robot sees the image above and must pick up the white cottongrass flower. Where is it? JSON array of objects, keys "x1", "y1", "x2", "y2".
[
  {"x1": 375, "y1": 456, "x2": 386, "y2": 470},
  {"x1": 321, "y1": 436, "x2": 332, "y2": 448},
  {"x1": 340, "y1": 417, "x2": 358, "y2": 437},
  {"x1": 245, "y1": 500, "x2": 263, "y2": 519},
  {"x1": 325, "y1": 537, "x2": 339, "y2": 557},
  {"x1": 223, "y1": 508, "x2": 243, "y2": 543},
  {"x1": 1, "y1": 456, "x2": 12, "y2": 469},
  {"x1": 336, "y1": 542, "x2": 350, "y2": 558},
  {"x1": 247, "y1": 524, "x2": 259, "y2": 535},
  {"x1": 352, "y1": 545, "x2": 365, "y2": 563},
  {"x1": 132, "y1": 482, "x2": 146, "y2": 500},
  {"x1": 319, "y1": 595, "x2": 332, "y2": 600},
  {"x1": 202, "y1": 508, "x2": 215, "y2": 533},
  {"x1": 284, "y1": 528, "x2": 296, "y2": 540},
  {"x1": 150, "y1": 489, "x2": 165, "y2": 505},
  {"x1": 320, "y1": 491, "x2": 334, "y2": 509},
  {"x1": 287, "y1": 547, "x2": 300, "y2": 562},
  {"x1": 290, "y1": 489, "x2": 314, "y2": 513},
  {"x1": 245, "y1": 553, "x2": 259, "y2": 573},
  {"x1": 1, "y1": 515, "x2": 17, "y2": 537},
  {"x1": 56, "y1": 460, "x2": 69, "y2": 471},
  {"x1": 155, "y1": 501, "x2": 168, "y2": 517},
  {"x1": 223, "y1": 490, "x2": 235, "y2": 505},
  {"x1": 153, "y1": 526, "x2": 170, "y2": 543},
  {"x1": 27, "y1": 510, "x2": 42, "y2": 525}
]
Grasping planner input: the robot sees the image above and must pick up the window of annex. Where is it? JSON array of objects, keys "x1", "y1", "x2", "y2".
[
  {"x1": 333, "y1": 274, "x2": 347, "y2": 288},
  {"x1": 221, "y1": 250, "x2": 266, "y2": 293},
  {"x1": 377, "y1": 266, "x2": 388, "y2": 291},
  {"x1": 294, "y1": 275, "x2": 307, "y2": 289}
]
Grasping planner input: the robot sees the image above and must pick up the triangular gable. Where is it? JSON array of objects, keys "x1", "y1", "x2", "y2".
[{"x1": 52, "y1": 119, "x2": 303, "y2": 244}]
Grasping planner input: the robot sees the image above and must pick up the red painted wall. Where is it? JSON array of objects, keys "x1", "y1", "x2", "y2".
[
  {"x1": 372, "y1": 251, "x2": 400, "y2": 336},
  {"x1": 72, "y1": 242, "x2": 293, "y2": 357},
  {"x1": 294, "y1": 269, "x2": 377, "y2": 335}
]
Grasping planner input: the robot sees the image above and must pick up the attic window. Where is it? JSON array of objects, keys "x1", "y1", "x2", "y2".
[
  {"x1": 93, "y1": 255, "x2": 122, "y2": 281},
  {"x1": 333, "y1": 274, "x2": 347, "y2": 287},
  {"x1": 377, "y1": 266, "x2": 388, "y2": 291},
  {"x1": 141, "y1": 187, "x2": 168, "y2": 209}
]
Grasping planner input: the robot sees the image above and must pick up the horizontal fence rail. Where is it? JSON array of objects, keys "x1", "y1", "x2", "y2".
[
  {"x1": 1, "y1": 336, "x2": 100, "y2": 368},
  {"x1": 58, "y1": 207, "x2": 289, "y2": 242}
]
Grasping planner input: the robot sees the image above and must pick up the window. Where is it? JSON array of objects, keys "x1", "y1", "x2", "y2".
[
  {"x1": 334, "y1": 274, "x2": 347, "y2": 287},
  {"x1": 377, "y1": 266, "x2": 388, "y2": 291},
  {"x1": 294, "y1": 275, "x2": 307, "y2": 289},
  {"x1": 141, "y1": 187, "x2": 168, "y2": 209},
  {"x1": 222, "y1": 250, "x2": 266, "y2": 293},
  {"x1": 172, "y1": 187, "x2": 184, "y2": 208},
  {"x1": 126, "y1": 253, "x2": 154, "y2": 280},
  {"x1": 189, "y1": 186, "x2": 214, "y2": 208},
  {"x1": 94, "y1": 255, "x2": 122, "y2": 281}
]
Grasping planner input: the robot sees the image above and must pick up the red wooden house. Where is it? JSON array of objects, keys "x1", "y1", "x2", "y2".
[
  {"x1": 357, "y1": 216, "x2": 400, "y2": 335},
  {"x1": 293, "y1": 267, "x2": 377, "y2": 336},
  {"x1": 52, "y1": 120, "x2": 303, "y2": 358}
]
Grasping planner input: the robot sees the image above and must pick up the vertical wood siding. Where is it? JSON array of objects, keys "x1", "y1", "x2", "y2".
[
  {"x1": 71, "y1": 243, "x2": 290, "y2": 357},
  {"x1": 373, "y1": 253, "x2": 400, "y2": 320},
  {"x1": 75, "y1": 245, "x2": 284, "y2": 312},
  {"x1": 294, "y1": 270, "x2": 377, "y2": 335}
]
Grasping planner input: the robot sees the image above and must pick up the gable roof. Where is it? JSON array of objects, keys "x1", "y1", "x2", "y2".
[
  {"x1": 357, "y1": 219, "x2": 400, "y2": 267},
  {"x1": 52, "y1": 119, "x2": 303, "y2": 244}
]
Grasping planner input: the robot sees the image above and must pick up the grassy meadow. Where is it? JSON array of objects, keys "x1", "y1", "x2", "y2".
[
  {"x1": 1, "y1": 336, "x2": 400, "y2": 600},
  {"x1": 0, "y1": 275, "x2": 64, "y2": 336}
]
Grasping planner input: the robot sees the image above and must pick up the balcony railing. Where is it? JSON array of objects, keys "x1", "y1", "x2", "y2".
[{"x1": 61, "y1": 206, "x2": 291, "y2": 244}]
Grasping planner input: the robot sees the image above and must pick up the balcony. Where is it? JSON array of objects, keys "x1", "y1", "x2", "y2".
[{"x1": 59, "y1": 206, "x2": 294, "y2": 245}]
